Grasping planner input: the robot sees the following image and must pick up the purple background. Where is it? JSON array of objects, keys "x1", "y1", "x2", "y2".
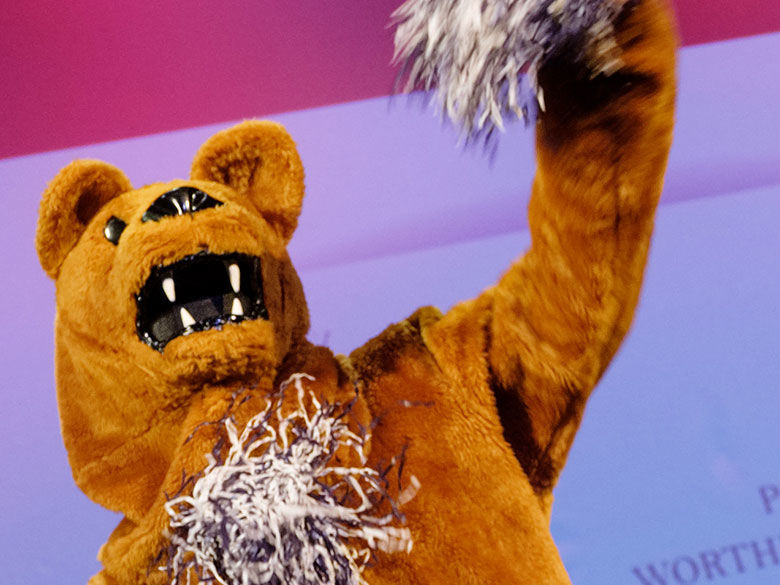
[{"x1": 1, "y1": 32, "x2": 779, "y2": 584}]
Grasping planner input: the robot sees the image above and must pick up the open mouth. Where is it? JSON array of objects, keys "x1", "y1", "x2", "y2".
[{"x1": 136, "y1": 252, "x2": 269, "y2": 352}]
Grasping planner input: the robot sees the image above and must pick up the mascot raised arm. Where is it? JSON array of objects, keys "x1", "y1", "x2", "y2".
[{"x1": 35, "y1": 0, "x2": 676, "y2": 583}]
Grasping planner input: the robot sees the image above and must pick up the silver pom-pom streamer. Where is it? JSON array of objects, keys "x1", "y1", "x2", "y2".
[
  {"x1": 163, "y1": 374, "x2": 416, "y2": 585},
  {"x1": 392, "y1": 0, "x2": 629, "y2": 141}
]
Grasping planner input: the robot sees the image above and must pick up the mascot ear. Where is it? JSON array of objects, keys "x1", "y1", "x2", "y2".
[
  {"x1": 190, "y1": 120, "x2": 305, "y2": 243},
  {"x1": 36, "y1": 160, "x2": 132, "y2": 279}
]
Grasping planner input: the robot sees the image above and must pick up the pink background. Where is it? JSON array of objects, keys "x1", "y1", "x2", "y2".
[{"x1": 2, "y1": 0, "x2": 780, "y2": 159}]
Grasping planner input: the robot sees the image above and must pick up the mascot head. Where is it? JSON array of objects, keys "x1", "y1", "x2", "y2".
[{"x1": 35, "y1": 121, "x2": 310, "y2": 519}]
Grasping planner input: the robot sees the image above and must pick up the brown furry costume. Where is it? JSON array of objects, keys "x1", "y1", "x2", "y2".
[{"x1": 35, "y1": 0, "x2": 676, "y2": 582}]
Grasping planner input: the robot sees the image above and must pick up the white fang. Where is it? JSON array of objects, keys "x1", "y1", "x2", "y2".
[
  {"x1": 231, "y1": 297, "x2": 244, "y2": 316},
  {"x1": 180, "y1": 307, "x2": 196, "y2": 328},
  {"x1": 162, "y1": 277, "x2": 176, "y2": 302},
  {"x1": 229, "y1": 264, "x2": 240, "y2": 293}
]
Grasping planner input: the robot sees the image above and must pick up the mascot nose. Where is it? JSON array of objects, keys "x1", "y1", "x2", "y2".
[{"x1": 142, "y1": 187, "x2": 223, "y2": 222}]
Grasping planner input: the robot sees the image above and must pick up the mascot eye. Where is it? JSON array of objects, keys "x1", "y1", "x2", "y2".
[{"x1": 104, "y1": 216, "x2": 127, "y2": 245}]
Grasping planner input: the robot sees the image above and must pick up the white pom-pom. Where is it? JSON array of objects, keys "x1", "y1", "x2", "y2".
[
  {"x1": 392, "y1": 0, "x2": 629, "y2": 141},
  {"x1": 163, "y1": 374, "x2": 414, "y2": 585}
]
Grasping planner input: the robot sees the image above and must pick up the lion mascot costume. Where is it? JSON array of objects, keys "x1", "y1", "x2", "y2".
[{"x1": 35, "y1": 0, "x2": 676, "y2": 582}]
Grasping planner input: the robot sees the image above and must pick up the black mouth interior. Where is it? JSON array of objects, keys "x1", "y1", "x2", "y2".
[{"x1": 136, "y1": 252, "x2": 268, "y2": 352}]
